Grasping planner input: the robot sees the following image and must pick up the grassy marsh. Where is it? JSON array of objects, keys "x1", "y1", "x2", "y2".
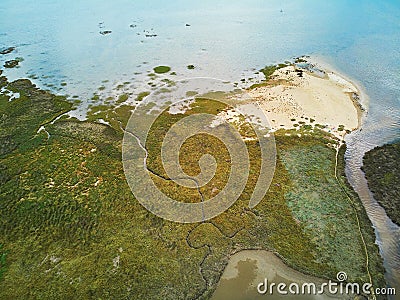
[{"x1": 0, "y1": 76, "x2": 385, "y2": 299}]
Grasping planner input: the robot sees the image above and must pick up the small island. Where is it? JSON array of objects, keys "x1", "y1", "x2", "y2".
[{"x1": 363, "y1": 142, "x2": 400, "y2": 226}]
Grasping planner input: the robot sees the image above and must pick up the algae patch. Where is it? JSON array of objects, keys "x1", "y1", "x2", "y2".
[
  {"x1": 136, "y1": 91, "x2": 150, "y2": 101},
  {"x1": 153, "y1": 65, "x2": 171, "y2": 74}
]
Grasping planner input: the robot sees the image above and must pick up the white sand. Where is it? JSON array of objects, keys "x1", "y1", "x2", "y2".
[{"x1": 248, "y1": 65, "x2": 361, "y2": 140}]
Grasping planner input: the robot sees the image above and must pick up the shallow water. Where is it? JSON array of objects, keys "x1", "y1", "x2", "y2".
[
  {"x1": 1, "y1": 0, "x2": 399, "y2": 297},
  {"x1": 212, "y1": 251, "x2": 346, "y2": 300}
]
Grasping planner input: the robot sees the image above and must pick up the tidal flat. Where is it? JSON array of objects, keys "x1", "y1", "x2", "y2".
[{"x1": 0, "y1": 64, "x2": 386, "y2": 299}]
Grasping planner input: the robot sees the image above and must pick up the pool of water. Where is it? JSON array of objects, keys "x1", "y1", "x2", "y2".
[{"x1": 212, "y1": 250, "x2": 346, "y2": 300}]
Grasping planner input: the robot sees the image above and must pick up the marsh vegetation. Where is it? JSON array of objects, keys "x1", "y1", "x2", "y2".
[
  {"x1": 0, "y1": 74, "x2": 385, "y2": 298},
  {"x1": 363, "y1": 142, "x2": 400, "y2": 226}
]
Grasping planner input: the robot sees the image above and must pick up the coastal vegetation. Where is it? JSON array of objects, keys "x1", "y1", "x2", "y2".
[
  {"x1": 0, "y1": 244, "x2": 6, "y2": 280},
  {"x1": 249, "y1": 63, "x2": 288, "y2": 89},
  {"x1": 259, "y1": 64, "x2": 283, "y2": 79},
  {"x1": 136, "y1": 91, "x2": 150, "y2": 101},
  {"x1": 117, "y1": 93, "x2": 129, "y2": 103},
  {"x1": 0, "y1": 71, "x2": 385, "y2": 299},
  {"x1": 363, "y1": 142, "x2": 400, "y2": 226}
]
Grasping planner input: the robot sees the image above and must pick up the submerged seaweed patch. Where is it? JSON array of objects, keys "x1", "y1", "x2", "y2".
[
  {"x1": 4, "y1": 59, "x2": 19, "y2": 68},
  {"x1": 153, "y1": 65, "x2": 171, "y2": 74},
  {"x1": 0, "y1": 47, "x2": 15, "y2": 55},
  {"x1": 136, "y1": 91, "x2": 150, "y2": 101},
  {"x1": 117, "y1": 93, "x2": 129, "y2": 103}
]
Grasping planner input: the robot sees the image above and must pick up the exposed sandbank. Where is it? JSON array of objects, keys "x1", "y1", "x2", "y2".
[{"x1": 248, "y1": 64, "x2": 363, "y2": 140}]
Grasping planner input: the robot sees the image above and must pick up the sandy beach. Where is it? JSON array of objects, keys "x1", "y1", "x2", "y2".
[{"x1": 248, "y1": 64, "x2": 362, "y2": 140}]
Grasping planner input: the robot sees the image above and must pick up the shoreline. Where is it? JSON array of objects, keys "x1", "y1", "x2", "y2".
[{"x1": 310, "y1": 55, "x2": 370, "y2": 130}]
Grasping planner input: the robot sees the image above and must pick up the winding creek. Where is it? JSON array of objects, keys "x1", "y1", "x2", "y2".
[{"x1": 345, "y1": 130, "x2": 400, "y2": 296}]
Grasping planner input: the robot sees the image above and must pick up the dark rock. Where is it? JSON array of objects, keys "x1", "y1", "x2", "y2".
[
  {"x1": 294, "y1": 57, "x2": 308, "y2": 63},
  {"x1": 0, "y1": 47, "x2": 15, "y2": 55},
  {"x1": 185, "y1": 23, "x2": 191, "y2": 26},
  {"x1": 99, "y1": 30, "x2": 112, "y2": 35},
  {"x1": 4, "y1": 59, "x2": 19, "y2": 68},
  {"x1": 295, "y1": 69, "x2": 304, "y2": 77}
]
